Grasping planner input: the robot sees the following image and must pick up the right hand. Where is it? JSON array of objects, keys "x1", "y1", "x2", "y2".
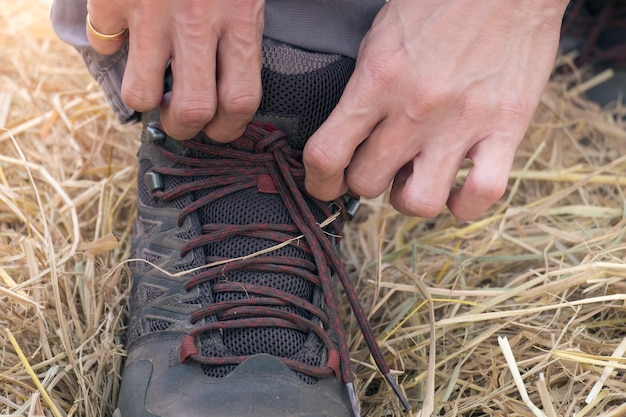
[
  {"x1": 304, "y1": 0, "x2": 567, "y2": 219},
  {"x1": 86, "y1": 0, "x2": 265, "y2": 141}
]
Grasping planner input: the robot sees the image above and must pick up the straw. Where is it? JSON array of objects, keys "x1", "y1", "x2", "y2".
[{"x1": 2, "y1": 0, "x2": 626, "y2": 416}]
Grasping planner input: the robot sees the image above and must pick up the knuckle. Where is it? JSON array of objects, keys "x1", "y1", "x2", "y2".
[
  {"x1": 408, "y1": 201, "x2": 443, "y2": 218},
  {"x1": 403, "y1": 80, "x2": 452, "y2": 122},
  {"x1": 220, "y1": 90, "x2": 261, "y2": 117},
  {"x1": 303, "y1": 142, "x2": 344, "y2": 176},
  {"x1": 346, "y1": 173, "x2": 384, "y2": 199},
  {"x1": 362, "y1": 53, "x2": 398, "y2": 90},
  {"x1": 467, "y1": 174, "x2": 508, "y2": 204},
  {"x1": 485, "y1": 177, "x2": 508, "y2": 202},
  {"x1": 400, "y1": 204, "x2": 440, "y2": 218},
  {"x1": 121, "y1": 83, "x2": 159, "y2": 112},
  {"x1": 174, "y1": 97, "x2": 216, "y2": 127},
  {"x1": 231, "y1": 0, "x2": 265, "y2": 23},
  {"x1": 402, "y1": 190, "x2": 446, "y2": 218}
]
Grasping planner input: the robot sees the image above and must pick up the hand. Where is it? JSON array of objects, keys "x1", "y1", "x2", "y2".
[
  {"x1": 86, "y1": 0, "x2": 264, "y2": 141},
  {"x1": 303, "y1": 0, "x2": 569, "y2": 219}
]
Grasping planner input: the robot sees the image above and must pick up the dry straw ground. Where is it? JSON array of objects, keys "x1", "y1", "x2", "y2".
[{"x1": 1, "y1": 1, "x2": 625, "y2": 416}]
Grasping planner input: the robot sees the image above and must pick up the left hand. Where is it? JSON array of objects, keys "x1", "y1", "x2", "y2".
[
  {"x1": 86, "y1": 0, "x2": 265, "y2": 142},
  {"x1": 303, "y1": 0, "x2": 569, "y2": 219}
]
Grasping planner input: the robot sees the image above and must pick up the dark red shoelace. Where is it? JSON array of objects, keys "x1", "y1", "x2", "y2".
[{"x1": 145, "y1": 122, "x2": 410, "y2": 416}]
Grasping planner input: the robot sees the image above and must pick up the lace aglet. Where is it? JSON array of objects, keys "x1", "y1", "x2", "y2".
[
  {"x1": 340, "y1": 196, "x2": 361, "y2": 220},
  {"x1": 384, "y1": 372, "x2": 411, "y2": 412},
  {"x1": 345, "y1": 382, "x2": 361, "y2": 417}
]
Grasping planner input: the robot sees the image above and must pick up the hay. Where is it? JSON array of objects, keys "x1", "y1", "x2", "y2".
[{"x1": 1, "y1": 1, "x2": 625, "y2": 416}]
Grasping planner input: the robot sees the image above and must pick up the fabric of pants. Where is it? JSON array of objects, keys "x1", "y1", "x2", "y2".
[{"x1": 50, "y1": 0, "x2": 385, "y2": 123}]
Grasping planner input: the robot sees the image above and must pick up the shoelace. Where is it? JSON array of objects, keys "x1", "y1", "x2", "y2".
[{"x1": 143, "y1": 122, "x2": 410, "y2": 417}]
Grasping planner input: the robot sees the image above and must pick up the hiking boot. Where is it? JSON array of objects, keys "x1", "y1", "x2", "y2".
[{"x1": 114, "y1": 38, "x2": 409, "y2": 417}]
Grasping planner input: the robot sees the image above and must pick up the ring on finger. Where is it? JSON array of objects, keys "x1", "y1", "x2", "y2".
[{"x1": 86, "y1": 13, "x2": 128, "y2": 42}]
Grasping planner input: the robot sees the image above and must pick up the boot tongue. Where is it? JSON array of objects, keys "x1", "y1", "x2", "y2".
[
  {"x1": 253, "y1": 113, "x2": 300, "y2": 142},
  {"x1": 255, "y1": 38, "x2": 355, "y2": 149}
]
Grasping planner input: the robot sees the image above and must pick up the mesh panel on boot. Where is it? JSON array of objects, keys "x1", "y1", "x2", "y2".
[
  {"x1": 196, "y1": 185, "x2": 323, "y2": 381},
  {"x1": 258, "y1": 42, "x2": 355, "y2": 149},
  {"x1": 131, "y1": 152, "x2": 228, "y2": 353}
]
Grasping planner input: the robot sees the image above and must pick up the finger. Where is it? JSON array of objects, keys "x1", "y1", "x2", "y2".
[
  {"x1": 85, "y1": 6, "x2": 127, "y2": 56},
  {"x1": 344, "y1": 116, "x2": 422, "y2": 199},
  {"x1": 159, "y1": 33, "x2": 218, "y2": 140},
  {"x1": 120, "y1": 19, "x2": 171, "y2": 114},
  {"x1": 203, "y1": 19, "x2": 263, "y2": 142},
  {"x1": 446, "y1": 134, "x2": 517, "y2": 220},
  {"x1": 303, "y1": 80, "x2": 381, "y2": 201},
  {"x1": 390, "y1": 141, "x2": 466, "y2": 217}
]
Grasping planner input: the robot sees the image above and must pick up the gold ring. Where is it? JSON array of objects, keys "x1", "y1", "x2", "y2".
[{"x1": 86, "y1": 13, "x2": 128, "y2": 42}]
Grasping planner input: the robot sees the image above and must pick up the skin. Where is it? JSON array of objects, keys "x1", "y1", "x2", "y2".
[
  {"x1": 86, "y1": 0, "x2": 570, "y2": 220},
  {"x1": 86, "y1": 0, "x2": 265, "y2": 141}
]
